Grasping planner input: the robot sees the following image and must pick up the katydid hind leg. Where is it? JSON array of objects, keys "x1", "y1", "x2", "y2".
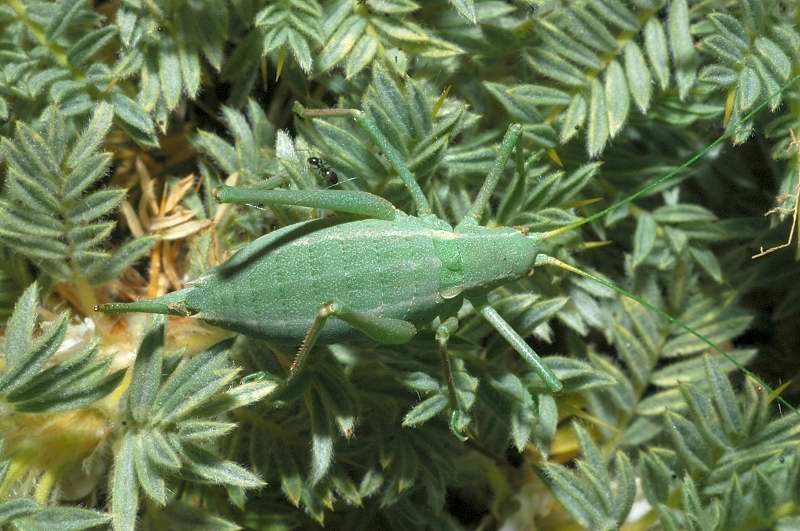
[
  {"x1": 288, "y1": 301, "x2": 418, "y2": 385},
  {"x1": 214, "y1": 187, "x2": 398, "y2": 221},
  {"x1": 436, "y1": 317, "x2": 470, "y2": 439},
  {"x1": 471, "y1": 298, "x2": 563, "y2": 393}
]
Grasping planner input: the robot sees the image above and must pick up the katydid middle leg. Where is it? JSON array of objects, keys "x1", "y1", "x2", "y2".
[
  {"x1": 287, "y1": 301, "x2": 418, "y2": 385},
  {"x1": 469, "y1": 296, "x2": 563, "y2": 393}
]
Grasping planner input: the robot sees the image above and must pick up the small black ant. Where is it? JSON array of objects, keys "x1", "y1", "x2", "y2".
[{"x1": 308, "y1": 156, "x2": 339, "y2": 185}]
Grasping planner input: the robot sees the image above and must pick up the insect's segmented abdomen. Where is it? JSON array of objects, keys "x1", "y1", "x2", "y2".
[{"x1": 186, "y1": 218, "x2": 453, "y2": 343}]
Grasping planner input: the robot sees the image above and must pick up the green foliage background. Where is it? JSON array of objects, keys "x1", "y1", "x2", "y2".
[{"x1": 0, "y1": 0, "x2": 799, "y2": 529}]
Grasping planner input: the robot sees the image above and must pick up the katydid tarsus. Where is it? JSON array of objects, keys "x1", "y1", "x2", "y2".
[{"x1": 97, "y1": 74, "x2": 800, "y2": 436}]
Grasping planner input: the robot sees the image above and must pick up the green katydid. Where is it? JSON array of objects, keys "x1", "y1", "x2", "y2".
[{"x1": 97, "y1": 75, "x2": 800, "y2": 435}]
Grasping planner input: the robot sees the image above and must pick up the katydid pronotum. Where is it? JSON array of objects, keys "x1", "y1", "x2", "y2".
[{"x1": 97, "y1": 76, "x2": 800, "y2": 437}]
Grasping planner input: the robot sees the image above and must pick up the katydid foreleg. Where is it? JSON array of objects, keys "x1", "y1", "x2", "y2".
[{"x1": 471, "y1": 298, "x2": 564, "y2": 393}]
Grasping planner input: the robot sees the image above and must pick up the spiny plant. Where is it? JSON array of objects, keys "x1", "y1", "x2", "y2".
[{"x1": 0, "y1": 0, "x2": 799, "y2": 530}]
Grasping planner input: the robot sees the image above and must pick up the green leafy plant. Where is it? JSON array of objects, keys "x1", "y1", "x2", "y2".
[{"x1": 0, "y1": 1, "x2": 799, "y2": 530}]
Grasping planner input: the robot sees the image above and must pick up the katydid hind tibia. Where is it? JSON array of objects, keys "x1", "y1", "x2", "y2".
[{"x1": 97, "y1": 80, "x2": 800, "y2": 435}]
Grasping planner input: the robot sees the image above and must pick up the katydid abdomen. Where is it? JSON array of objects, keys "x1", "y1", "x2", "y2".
[{"x1": 187, "y1": 216, "x2": 460, "y2": 343}]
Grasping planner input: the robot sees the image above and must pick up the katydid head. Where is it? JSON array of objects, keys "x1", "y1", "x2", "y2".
[{"x1": 458, "y1": 225, "x2": 540, "y2": 293}]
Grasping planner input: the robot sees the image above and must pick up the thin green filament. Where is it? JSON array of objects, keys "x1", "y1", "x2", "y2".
[
  {"x1": 542, "y1": 73, "x2": 800, "y2": 240},
  {"x1": 538, "y1": 254, "x2": 798, "y2": 416}
]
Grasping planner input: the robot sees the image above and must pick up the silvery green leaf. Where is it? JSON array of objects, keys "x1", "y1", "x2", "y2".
[
  {"x1": 151, "y1": 502, "x2": 241, "y2": 531},
  {"x1": 359, "y1": 468, "x2": 384, "y2": 499},
  {"x1": 345, "y1": 34, "x2": 378, "y2": 79},
  {"x1": 133, "y1": 433, "x2": 167, "y2": 505},
  {"x1": 527, "y1": 49, "x2": 585, "y2": 87},
  {"x1": 66, "y1": 101, "x2": 113, "y2": 168},
  {"x1": 698, "y1": 65, "x2": 738, "y2": 86},
  {"x1": 45, "y1": 0, "x2": 83, "y2": 41},
  {"x1": 720, "y1": 475, "x2": 745, "y2": 529},
  {"x1": 665, "y1": 412, "x2": 711, "y2": 474},
  {"x1": 753, "y1": 469, "x2": 777, "y2": 518},
  {"x1": 159, "y1": 36, "x2": 183, "y2": 111},
  {"x1": 533, "y1": 394, "x2": 557, "y2": 458},
  {"x1": 112, "y1": 433, "x2": 140, "y2": 531},
  {"x1": 191, "y1": 379, "x2": 280, "y2": 418},
  {"x1": 624, "y1": 42, "x2": 652, "y2": 113},
  {"x1": 705, "y1": 357, "x2": 742, "y2": 439},
  {"x1": 183, "y1": 443, "x2": 264, "y2": 488},
  {"x1": 737, "y1": 65, "x2": 762, "y2": 112},
  {"x1": 613, "y1": 324, "x2": 651, "y2": 387},
  {"x1": 307, "y1": 389, "x2": 334, "y2": 484},
  {"x1": 679, "y1": 385, "x2": 728, "y2": 451},
  {"x1": 651, "y1": 349, "x2": 755, "y2": 386},
  {"x1": 3, "y1": 282, "x2": 38, "y2": 366},
  {"x1": 112, "y1": 90, "x2": 157, "y2": 145},
  {"x1": 653, "y1": 204, "x2": 717, "y2": 223},
  {"x1": 664, "y1": 314, "x2": 752, "y2": 357},
  {"x1": 561, "y1": 93, "x2": 587, "y2": 143},
  {"x1": 587, "y1": 79, "x2": 608, "y2": 156},
  {"x1": 644, "y1": 19, "x2": 670, "y2": 90},
  {"x1": 688, "y1": 247, "x2": 722, "y2": 283},
  {"x1": 195, "y1": 131, "x2": 238, "y2": 175},
  {"x1": 288, "y1": 30, "x2": 313, "y2": 73},
  {"x1": 402, "y1": 394, "x2": 448, "y2": 427},
  {"x1": 273, "y1": 440, "x2": 303, "y2": 506},
  {"x1": 449, "y1": 0, "x2": 476, "y2": 23},
  {"x1": 0, "y1": 313, "x2": 67, "y2": 395},
  {"x1": 88, "y1": 236, "x2": 157, "y2": 286},
  {"x1": 0, "y1": 498, "x2": 37, "y2": 525},
  {"x1": 67, "y1": 189, "x2": 126, "y2": 224},
  {"x1": 143, "y1": 430, "x2": 182, "y2": 472},
  {"x1": 17, "y1": 506, "x2": 112, "y2": 531},
  {"x1": 667, "y1": 0, "x2": 696, "y2": 99},
  {"x1": 611, "y1": 452, "x2": 635, "y2": 523},
  {"x1": 540, "y1": 462, "x2": 605, "y2": 528},
  {"x1": 313, "y1": 368, "x2": 358, "y2": 437},
  {"x1": 66, "y1": 26, "x2": 117, "y2": 67},
  {"x1": 177, "y1": 421, "x2": 237, "y2": 441},
  {"x1": 633, "y1": 213, "x2": 657, "y2": 268},
  {"x1": 14, "y1": 124, "x2": 59, "y2": 185},
  {"x1": 63, "y1": 153, "x2": 112, "y2": 204},
  {"x1": 508, "y1": 84, "x2": 571, "y2": 107},
  {"x1": 605, "y1": 60, "x2": 629, "y2": 138},
  {"x1": 331, "y1": 472, "x2": 362, "y2": 507},
  {"x1": 699, "y1": 37, "x2": 740, "y2": 67},
  {"x1": 129, "y1": 316, "x2": 166, "y2": 423},
  {"x1": 318, "y1": 16, "x2": 366, "y2": 72},
  {"x1": 571, "y1": 7, "x2": 617, "y2": 52},
  {"x1": 152, "y1": 339, "x2": 234, "y2": 423},
  {"x1": 708, "y1": 13, "x2": 748, "y2": 53},
  {"x1": 640, "y1": 451, "x2": 673, "y2": 505}
]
